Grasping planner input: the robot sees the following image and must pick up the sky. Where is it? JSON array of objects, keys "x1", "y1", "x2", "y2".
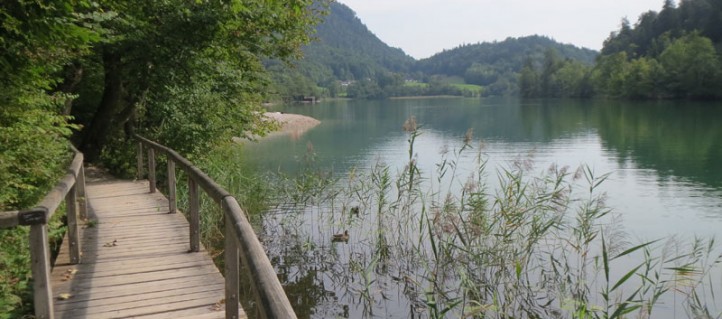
[{"x1": 336, "y1": 0, "x2": 667, "y2": 59}]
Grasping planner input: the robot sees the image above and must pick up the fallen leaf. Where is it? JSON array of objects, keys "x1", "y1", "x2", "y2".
[
  {"x1": 58, "y1": 293, "x2": 72, "y2": 300},
  {"x1": 209, "y1": 298, "x2": 225, "y2": 311},
  {"x1": 103, "y1": 239, "x2": 118, "y2": 247}
]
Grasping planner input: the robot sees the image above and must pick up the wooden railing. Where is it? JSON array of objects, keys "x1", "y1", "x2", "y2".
[
  {"x1": 0, "y1": 148, "x2": 87, "y2": 319},
  {"x1": 134, "y1": 135, "x2": 297, "y2": 319}
]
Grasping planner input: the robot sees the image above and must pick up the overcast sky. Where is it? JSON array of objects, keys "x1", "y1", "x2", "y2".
[{"x1": 336, "y1": 0, "x2": 667, "y2": 59}]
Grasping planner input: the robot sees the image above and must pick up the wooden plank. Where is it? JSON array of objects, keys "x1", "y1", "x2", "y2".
[
  {"x1": 56, "y1": 287, "x2": 225, "y2": 314},
  {"x1": 137, "y1": 142, "x2": 144, "y2": 180},
  {"x1": 0, "y1": 210, "x2": 19, "y2": 228},
  {"x1": 224, "y1": 197, "x2": 297, "y2": 318},
  {"x1": 53, "y1": 276, "x2": 224, "y2": 305},
  {"x1": 31, "y1": 223, "x2": 55, "y2": 319},
  {"x1": 53, "y1": 254, "x2": 215, "y2": 276},
  {"x1": 57, "y1": 292, "x2": 226, "y2": 319},
  {"x1": 87, "y1": 213, "x2": 187, "y2": 226},
  {"x1": 77, "y1": 166, "x2": 88, "y2": 220},
  {"x1": 54, "y1": 280, "x2": 224, "y2": 303},
  {"x1": 72, "y1": 245, "x2": 193, "y2": 262},
  {"x1": 65, "y1": 184, "x2": 80, "y2": 264},
  {"x1": 224, "y1": 214, "x2": 240, "y2": 319},
  {"x1": 168, "y1": 159, "x2": 177, "y2": 214},
  {"x1": 53, "y1": 259, "x2": 217, "y2": 283},
  {"x1": 189, "y1": 178, "x2": 200, "y2": 252},
  {"x1": 52, "y1": 178, "x2": 246, "y2": 319},
  {"x1": 55, "y1": 273, "x2": 224, "y2": 298},
  {"x1": 148, "y1": 148, "x2": 156, "y2": 193}
]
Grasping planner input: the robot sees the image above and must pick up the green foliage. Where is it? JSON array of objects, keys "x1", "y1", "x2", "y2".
[
  {"x1": 1, "y1": 2, "x2": 99, "y2": 314},
  {"x1": 0, "y1": 103, "x2": 74, "y2": 209},
  {"x1": 591, "y1": 33, "x2": 722, "y2": 99},
  {"x1": 417, "y1": 35, "x2": 597, "y2": 96},
  {"x1": 265, "y1": 2, "x2": 414, "y2": 100},
  {"x1": 1, "y1": 0, "x2": 97, "y2": 210},
  {"x1": 66, "y1": 0, "x2": 325, "y2": 163},
  {"x1": 141, "y1": 59, "x2": 273, "y2": 157},
  {"x1": 170, "y1": 143, "x2": 276, "y2": 260},
  {"x1": 519, "y1": 49, "x2": 594, "y2": 98},
  {"x1": 1, "y1": 0, "x2": 325, "y2": 316},
  {"x1": 0, "y1": 227, "x2": 31, "y2": 318},
  {"x1": 659, "y1": 33, "x2": 721, "y2": 98},
  {"x1": 267, "y1": 6, "x2": 600, "y2": 99},
  {"x1": 591, "y1": 0, "x2": 722, "y2": 100},
  {"x1": 0, "y1": 206, "x2": 68, "y2": 318}
]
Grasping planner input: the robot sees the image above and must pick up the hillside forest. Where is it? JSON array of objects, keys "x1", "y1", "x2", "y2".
[{"x1": 276, "y1": 0, "x2": 722, "y2": 100}]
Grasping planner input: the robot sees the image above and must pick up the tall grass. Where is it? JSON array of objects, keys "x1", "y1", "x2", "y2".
[
  {"x1": 168, "y1": 143, "x2": 275, "y2": 259},
  {"x1": 262, "y1": 117, "x2": 722, "y2": 318},
  {"x1": 175, "y1": 119, "x2": 721, "y2": 318}
]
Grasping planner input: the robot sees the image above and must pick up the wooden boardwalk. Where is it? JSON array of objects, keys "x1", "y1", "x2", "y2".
[{"x1": 50, "y1": 178, "x2": 246, "y2": 319}]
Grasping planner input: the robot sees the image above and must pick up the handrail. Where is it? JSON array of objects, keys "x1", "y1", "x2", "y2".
[
  {"x1": 134, "y1": 134, "x2": 297, "y2": 319},
  {"x1": 0, "y1": 148, "x2": 87, "y2": 319}
]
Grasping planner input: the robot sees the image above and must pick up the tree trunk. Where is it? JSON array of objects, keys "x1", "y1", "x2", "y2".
[
  {"x1": 53, "y1": 62, "x2": 84, "y2": 115},
  {"x1": 80, "y1": 50, "x2": 123, "y2": 162}
]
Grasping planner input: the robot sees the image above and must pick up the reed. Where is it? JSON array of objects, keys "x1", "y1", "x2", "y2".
[{"x1": 264, "y1": 117, "x2": 722, "y2": 318}]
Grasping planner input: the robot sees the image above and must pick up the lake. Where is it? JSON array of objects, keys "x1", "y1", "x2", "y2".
[{"x1": 243, "y1": 97, "x2": 722, "y2": 318}]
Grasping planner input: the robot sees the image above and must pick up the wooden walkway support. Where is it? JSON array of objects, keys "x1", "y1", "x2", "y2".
[{"x1": 51, "y1": 178, "x2": 243, "y2": 318}]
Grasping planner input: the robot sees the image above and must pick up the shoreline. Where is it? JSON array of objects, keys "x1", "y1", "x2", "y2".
[{"x1": 254, "y1": 112, "x2": 320, "y2": 141}]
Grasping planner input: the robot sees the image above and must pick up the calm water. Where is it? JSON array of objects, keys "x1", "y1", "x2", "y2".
[{"x1": 244, "y1": 97, "x2": 722, "y2": 318}]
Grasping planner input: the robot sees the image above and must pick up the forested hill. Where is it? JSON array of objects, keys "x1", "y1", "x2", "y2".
[
  {"x1": 415, "y1": 36, "x2": 598, "y2": 95},
  {"x1": 601, "y1": 0, "x2": 722, "y2": 58},
  {"x1": 268, "y1": 3, "x2": 599, "y2": 100},
  {"x1": 417, "y1": 36, "x2": 597, "y2": 75},
  {"x1": 587, "y1": 0, "x2": 722, "y2": 99},
  {"x1": 311, "y1": 2, "x2": 414, "y2": 75},
  {"x1": 266, "y1": 2, "x2": 414, "y2": 100}
]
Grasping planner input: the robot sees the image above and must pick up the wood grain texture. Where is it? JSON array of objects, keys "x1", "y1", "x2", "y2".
[{"x1": 51, "y1": 179, "x2": 246, "y2": 319}]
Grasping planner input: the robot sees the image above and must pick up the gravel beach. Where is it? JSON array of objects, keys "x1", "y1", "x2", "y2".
[{"x1": 260, "y1": 112, "x2": 320, "y2": 140}]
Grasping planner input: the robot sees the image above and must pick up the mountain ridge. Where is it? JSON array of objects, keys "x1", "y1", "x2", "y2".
[{"x1": 267, "y1": 2, "x2": 598, "y2": 99}]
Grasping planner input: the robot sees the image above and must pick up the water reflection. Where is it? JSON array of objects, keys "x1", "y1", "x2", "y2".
[
  {"x1": 593, "y1": 100, "x2": 722, "y2": 189},
  {"x1": 244, "y1": 97, "x2": 722, "y2": 318}
]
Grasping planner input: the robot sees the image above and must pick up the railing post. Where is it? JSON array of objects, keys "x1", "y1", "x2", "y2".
[
  {"x1": 189, "y1": 178, "x2": 200, "y2": 252},
  {"x1": 137, "y1": 142, "x2": 144, "y2": 180},
  {"x1": 77, "y1": 165, "x2": 87, "y2": 220},
  {"x1": 66, "y1": 183, "x2": 81, "y2": 264},
  {"x1": 30, "y1": 221, "x2": 54, "y2": 319},
  {"x1": 224, "y1": 212, "x2": 240, "y2": 319},
  {"x1": 167, "y1": 159, "x2": 176, "y2": 214},
  {"x1": 148, "y1": 148, "x2": 156, "y2": 193}
]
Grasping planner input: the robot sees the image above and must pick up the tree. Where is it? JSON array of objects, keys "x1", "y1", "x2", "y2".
[
  {"x1": 519, "y1": 58, "x2": 540, "y2": 98},
  {"x1": 623, "y1": 57, "x2": 664, "y2": 99},
  {"x1": 659, "y1": 33, "x2": 720, "y2": 98},
  {"x1": 592, "y1": 52, "x2": 630, "y2": 97},
  {"x1": 1, "y1": 0, "x2": 103, "y2": 209},
  {"x1": 0, "y1": 2, "x2": 107, "y2": 316},
  {"x1": 464, "y1": 63, "x2": 498, "y2": 86},
  {"x1": 540, "y1": 49, "x2": 564, "y2": 96},
  {"x1": 75, "y1": 0, "x2": 325, "y2": 161},
  {"x1": 554, "y1": 60, "x2": 594, "y2": 98}
]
